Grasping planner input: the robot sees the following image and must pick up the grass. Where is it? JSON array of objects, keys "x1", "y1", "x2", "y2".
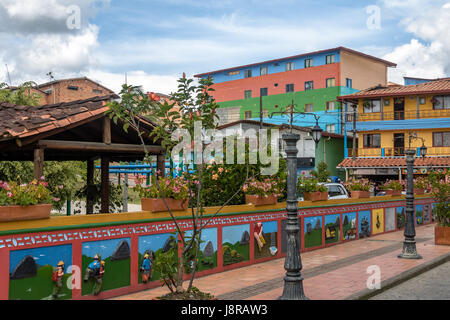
[
  {"x1": 223, "y1": 242, "x2": 249, "y2": 266},
  {"x1": 9, "y1": 265, "x2": 72, "y2": 300},
  {"x1": 305, "y1": 229, "x2": 322, "y2": 248}
]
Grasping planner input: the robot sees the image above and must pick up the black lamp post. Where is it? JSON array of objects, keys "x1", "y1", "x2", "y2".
[{"x1": 398, "y1": 135, "x2": 426, "y2": 259}]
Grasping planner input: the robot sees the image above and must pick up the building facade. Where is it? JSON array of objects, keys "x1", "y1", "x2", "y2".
[
  {"x1": 337, "y1": 78, "x2": 450, "y2": 181},
  {"x1": 195, "y1": 47, "x2": 396, "y2": 134}
]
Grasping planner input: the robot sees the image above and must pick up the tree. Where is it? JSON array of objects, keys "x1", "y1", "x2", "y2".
[
  {"x1": 311, "y1": 161, "x2": 331, "y2": 182},
  {"x1": 0, "y1": 82, "x2": 41, "y2": 106}
]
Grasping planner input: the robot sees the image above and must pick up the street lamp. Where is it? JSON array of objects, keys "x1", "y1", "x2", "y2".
[
  {"x1": 398, "y1": 133, "x2": 426, "y2": 260},
  {"x1": 311, "y1": 123, "x2": 323, "y2": 147}
]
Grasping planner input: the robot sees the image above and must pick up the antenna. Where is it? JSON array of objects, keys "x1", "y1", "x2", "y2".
[
  {"x1": 125, "y1": 73, "x2": 128, "y2": 85},
  {"x1": 5, "y1": 64, "x2": 12, "y2": 86},
  {"x1": 46, "y1": 71, "x2": 55, "y2": 81}
]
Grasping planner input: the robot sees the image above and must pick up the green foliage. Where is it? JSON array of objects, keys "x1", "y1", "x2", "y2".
[
  {"x1": 152, "y1": 244, "x2": 179, "y2": 293},
  {"x1": 0, "y1": 179, "x2": 52, "y2": 206},
  {"x1": 297, "y1": 176, "x2": 327, "y2": 193},
  {"x1": 311, "y1": 161, "x2": 331, "y2": 183},
  {"x1": 343, "y1": 178, "x2": 372, "y2": 192},
  {"x1": 242, "y1": 176, "x2": 284, "y2": 198},
  {"x1": 428, "y1": 172, "x2": 450, "y2": 227},
  {"x1": 380, "y1": 180, "x2": 403, "y2": 191},
  {"x1": 134, "y1": 176, "x2": 190, "y2": 201},
  {"x1": 0, "y1": 82, "x2": 41, "y2": 106}
]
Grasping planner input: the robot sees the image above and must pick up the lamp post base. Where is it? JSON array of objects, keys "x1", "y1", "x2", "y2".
[
  {"x1": 278, "y1": 275, "x2": 309, "y2": 300},
  {"x1": 398, "y1": 240, "x2": 423, "y2": 260}
]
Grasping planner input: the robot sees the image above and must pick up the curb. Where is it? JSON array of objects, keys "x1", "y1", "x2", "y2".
[{"x1": 345, "y1": 252, "x2": 450, "y2": 300}]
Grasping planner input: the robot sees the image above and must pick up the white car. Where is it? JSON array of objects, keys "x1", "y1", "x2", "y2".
[{"x1": 298, "y1": 183, "x2": 350, "y2": 201}]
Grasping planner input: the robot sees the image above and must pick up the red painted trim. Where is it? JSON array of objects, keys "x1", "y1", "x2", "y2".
[
  {"x1": 300, "y1": 216, "x2": 305, "y2": 252},
  {"x1": 0, "y1": 249, "x2": 9, "y2": 300},
  {"x1": 130, "y1": 236, "x2": 138, "y2": 286},
  {"x1": 72, "y1": 240, "x2": 82, "y2": 299},
  {"x1": 217, "y1": 226, "x2": 223, "y2": 270},
  {"x1": 249, "y1": 222, "x2": 255, "y2": 262}
]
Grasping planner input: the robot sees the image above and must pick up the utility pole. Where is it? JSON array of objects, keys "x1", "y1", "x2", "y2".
[
  {"x1": 5, "y1": 64, "x2": 12, "y2": 86},
  {"x1": 352, "y1": 104, "x2": 357, "y2": 160},
  {"x1": 259, "y1": 93, "x2": 263, "y2": 129}
]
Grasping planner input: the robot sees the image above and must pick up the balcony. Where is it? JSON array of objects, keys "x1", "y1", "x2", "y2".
[
  {"x1": 347, "y1": 147, "x2": 450, "y2": 158},
  {"x1": 347, "y1": 109, "x2": 450, "y2": 122}
]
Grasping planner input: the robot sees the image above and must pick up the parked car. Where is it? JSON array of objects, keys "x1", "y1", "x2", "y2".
[{"x1": 298, "y1": 183, "x2": 350, "y2": 201}]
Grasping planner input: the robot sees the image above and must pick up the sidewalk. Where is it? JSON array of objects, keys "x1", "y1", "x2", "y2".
[{"x1": 112, "y1": 224, "x2": 450, "y2": 300}]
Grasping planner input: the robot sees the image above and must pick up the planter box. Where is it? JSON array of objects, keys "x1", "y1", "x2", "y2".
[
  {"x1": 386, "y1": 189, "x2": 402, "y2": 196},
  {"x1": 414, "y1": 188, "x2": 425, "y2": 195},
  {"x1": 245, "y1": 195, "x2": 278, "y2": 206},
  {"x1": 141, "y1": 198, "x2": 189, "y2": 213},
  {"x1": 435, "y1": 226, "x2": 450, "y2": 245},
  {"x1": 0, "y1": 204, "x2": 52, "y2": 222},
  {"x1": 351, "y1": 191, "x2": 370, "y2": 199},
  {"x1": 303, "y1": 191, "x2": 328, "y2": 202}
]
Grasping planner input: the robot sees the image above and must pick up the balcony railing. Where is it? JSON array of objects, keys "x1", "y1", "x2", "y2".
[
  {"x1": 346, "y1": 109, "x2": 450, "y2": 122},
  {"x1": 347, "y1": 147, "x2": 450, "y2": 158}
]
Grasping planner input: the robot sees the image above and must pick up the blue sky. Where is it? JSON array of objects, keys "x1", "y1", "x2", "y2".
[
  {"x1": 10, "y1": 244, "x2": 72, "y2": 273},
  {"x1": 1, "y1": 0, "x2": 449, "y2": 93}
]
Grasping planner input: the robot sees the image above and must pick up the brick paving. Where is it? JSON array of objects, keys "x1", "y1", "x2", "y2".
[{"x1": 112, "y1": 224, "x2": 450, "y2": 300}]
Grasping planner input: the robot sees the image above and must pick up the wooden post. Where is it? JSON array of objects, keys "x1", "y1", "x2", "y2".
[
  {"x1": 103, "y1": 117, "x2": 111, "y2": 145},
  {"x1": 101, "y1": 156, "x2": 110, "y2": 214},
  {"x1": 33, "y1": 148, "x2": 44, "y2": 180},
  {"x1": 86, "y1": 160, "x2": 94, "y2": 215},
  {"x1": 157, "y1": 154, "x2": 165, "y2": 178}
]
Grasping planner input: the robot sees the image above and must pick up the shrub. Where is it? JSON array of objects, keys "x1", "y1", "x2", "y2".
[
  {"x1": 243, "y1": 176, "x2": 284, "y2": 198},
  {"x1": 343, "y1": 178, "x2": 372, "y2": 192},
  {"x1": 0, "y1": 179, "x2": 53, "y2": 206},
  {"x1": 428, "y1": 172, "x2": 450, "y2": 227},
  {"x1": 380, "y1": 180, "x2": 402, "y2": 191},
  {"x1": 133, "y1": 176, "x2": 190, "y2": 201},
  {"x1": 297, "y1": 177, "x2": 327, "y2": 194}
]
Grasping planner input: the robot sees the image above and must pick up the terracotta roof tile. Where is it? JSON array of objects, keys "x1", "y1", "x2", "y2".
[{"x1": 338, "y1": 157, "x2": 450, "y2": 168}]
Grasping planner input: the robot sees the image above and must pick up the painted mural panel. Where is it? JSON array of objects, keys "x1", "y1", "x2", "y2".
[
  {"x1": 254, "y1": 221, "x2": 278, "y2": 260},
  {"x1": 396, "y1": 207, "x2": 406, "y2": 229},
  {"x1": 138, "y1": 233, "x2": 178, "y2": 284},
  {"x1": 281, "y1": 219, "x2": 301, "y2": 254},
  {"x1": 415, "y1": 205, "x2": 424, "y2": 225},
  {"x1": 423, "y1": 204, "x2": 431, "y2": 223},
  {"x1": 385, "y1": 208, "x2": 396, "y2": 232},
  {"x1": 82, "y1": 238, "x2": 131, "y2": 296},
  {"x1": 359, "y1": 210, "x2": 371, "y2": 238},
  {"x1": 342, "y1": 212, "x2": 357, "y2": 241},
  {"x1": 9, "y1": 244, "x2": 72, "y2": 300},
  {"x1": 372, "y1": 209, "x2": 384, "y2": 234},
  {"x1": 184, "y1": 228, "x2": 217, "y2": 273},
  {"x1": 222, "y1": 224, "x2": 250, "y2": 266},
  {"x1": 304, "y1": 216, "x2": 323, "y2": 248},
  {"x1": 324, "y1": 214, "x2": 340, "y2": 244}
]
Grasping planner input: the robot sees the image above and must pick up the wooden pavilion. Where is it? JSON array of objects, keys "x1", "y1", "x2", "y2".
[{"x1": 0, "y1": 95, "x2": 165, "y2": 213}]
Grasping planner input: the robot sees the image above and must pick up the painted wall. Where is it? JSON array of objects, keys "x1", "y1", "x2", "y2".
[{"x1": 315, "y1": 136, "x2": 346, "y2": 178}]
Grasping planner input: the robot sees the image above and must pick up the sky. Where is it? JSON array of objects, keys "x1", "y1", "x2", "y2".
[{"x1": 0, "y1": 0, "x2": 449, "y2": 94}]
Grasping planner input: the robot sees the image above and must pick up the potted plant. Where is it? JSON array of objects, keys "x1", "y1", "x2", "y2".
[
  {"x1": 381, "y1": 180, "x2": 402, "y2": 196},
  {"x1": 243, "y1": 177, "x2": 284, "y2": 206},
  {"x1": 0, "y1": 179, "x2": 53, "y2": 222},
  {"x1": 428, "y1": 172, "x2": 450, "y2": 245},
  {"x1": 343, "y1": 178, "x2": 372, "y2": 199},
  {"x1": 413, "y1": 177, "x2": 427, "y2": 195},
  {"x1": 134, "y1": 176, "x2": 190, "y2": 213},
  {"x1": 298, "y1": 177, "x2": 328, "y2": 202}
]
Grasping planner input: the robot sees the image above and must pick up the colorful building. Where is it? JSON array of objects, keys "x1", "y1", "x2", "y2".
[
  {"x1": 337, "y1": 78, "x2": 450, "y2": 181},
  {"x1": 195, "y1": 47, "x2": 396, "y2": 134}
]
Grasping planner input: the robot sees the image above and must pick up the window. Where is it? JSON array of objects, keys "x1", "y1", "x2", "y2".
[
  {"x1": 304, "y1": 59, "x2": 313, "y2": 68},
  {"x1": 244, "y1": 111, "x2": 252, "y2": 120},
  {"x1": 419, "y1": 97, "x2": 426, "y2": 105},
  {"x1": 286, "y1": 62, "x2": 294, "y2": 71},
  {"x1": 93, "y1": 89, "x2": 102, "y2": 94},
  {"x1": 244, "y1": 90, "x2": 252, "y2": 99},
  {"x1": 286, "y1": 83, "x2": 294, "y2": 93},
  {"x1": 363, "y1": 100, "x2": 381, "y2": 113},
  {"x1": 363, "y1": 134, "x2": 381, "y2": 148},
  {"x1": 244, "y1": 70, "x2": 252, "y2": 78},
  {"x1": 326, "y1": 101, "x2": 335, "y2": 111},
  {"x1": 260, "y1": 88, "x2": 268, "y2": 96},
  {"x1": 260, "y1": 66, "x2": 268, "y2": 76},
  {"x1": 326, "y1": 78, "x2": 336, "y2": 88},
  {"x1": 228, "y1": 70, "x2": 240, "y2": 76},
  {"x1": 346, "y1": 78, "x2": 352, "y2": 88},
  {"x1": 433, "y1": 132, "x2": 450, "y2": 147},
  {"x1": 326, "y1": 54, "x2": 335, "y2": 64},
  {"x1": 326, "y1": 124, "x2": 336, "y2": 133},
  {"x1": 67, "y1": 85, "x2": 79, "y2": 91},
  {"x1": 327, "y1": 184, "x2": 345, "y2": 197},
  {"x1": 432, "y1": 95, "x2": 450, "y2": 110},
  {"x1": 305, "y1": 103, "x2": 314, "y2": 112},
  {"x1": 305, "y1": 81, "x2": 314, "y2": 91},
  {"x1": 384, "y1": 99, "x2": 391, "y2": 106}
]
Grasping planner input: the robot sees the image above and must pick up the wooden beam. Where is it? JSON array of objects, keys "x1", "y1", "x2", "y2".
[
  {"x1": 38, "y1": 140, "x2": 163, "y2": 154},
  {"x1": 101, "y1": 156, "x2": 110, "y2": 214},
  {"x1": 103, "y1": 117, "x2": 111, "y2": 145},
  {"x1": 86, "y1": 160, "x2": 94, "y2": 215},
  {"x1": 33, "y1": 148, "x2": 44, "y2": 180}
]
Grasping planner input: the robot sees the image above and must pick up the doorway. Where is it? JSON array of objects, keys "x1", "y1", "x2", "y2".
[
  {"x1": 394, "y1": 133, "x2": 405, "y2": 156},
  {"x1": 394, "y1": 98, "x2": 405, "y2": 120}
]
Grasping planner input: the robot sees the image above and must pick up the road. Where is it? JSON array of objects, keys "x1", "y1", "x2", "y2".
[{"x1": 370, "y1": 261, "x2": 450, "y2": 300}]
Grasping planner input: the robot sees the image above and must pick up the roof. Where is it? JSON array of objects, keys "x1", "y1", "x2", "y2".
[
  {"x1": 0, "y1": 94, "x2": 119, "y2": 142},
  {"x1": 194, "y1": 46, "x2": 397, "y2": 77},
  {"x1": 338, "y1": 78, "x2": 450, "y2": 100},
  {"x1": 37, "y1": 77, "x2": 116, "y2": 94},
  {"x1": 337, "y1": 157, "x2": 450, "y2": 169},
  {"x1": 216, "y1": 119, "x2": 311, "y2": 132}
]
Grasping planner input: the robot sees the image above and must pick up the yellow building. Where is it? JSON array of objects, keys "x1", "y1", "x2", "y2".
[{"x1": 337, "y1": 78, "x2": 450, "y2": 180}]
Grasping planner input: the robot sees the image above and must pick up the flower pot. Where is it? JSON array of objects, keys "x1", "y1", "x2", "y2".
[
  {"x1": 303, "y1": 191, "x2": 328, "y2": 202},
  {"x1": 435, "y1": 225, "x2": 450, "y2": 245},
  {"x1": 141, "y1": 198, "x2": 189, "y2": 213},
  {"x1": 0, "y1": 204, "x2": 52, "y2": 222},
  {"x1": 351, "y1": 191, "x2": 370, "y2": 199},
  {"x1": 245, "y1": 195, "x2": 278, "y2": 206},
  {"x1": 414, "y1": 188, "x2": 425, "y2": 195},
  {"x1": 386, "y1": 189, "x2": 402, "y2": 196}
]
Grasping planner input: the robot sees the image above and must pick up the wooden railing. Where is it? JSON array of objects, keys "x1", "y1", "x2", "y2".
[{"x1": 346, "y1": 109, "x2": 450, "y2": 122}]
